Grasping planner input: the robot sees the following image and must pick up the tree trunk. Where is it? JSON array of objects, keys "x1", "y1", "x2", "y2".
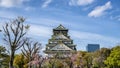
[
  {"x1": 69, "y1": 61, "x2": 73, "y2": 68},
  {"x1": 9, "y1": 50, "x2": 15, "y2": 68},
  {"x1": 39, "y1": 63, "x2": 42, "y2": 68},
  {"x1": 52, "y1": 63, "x2": 55, "y2": 68},
  {"x1": 29, "y1": 56, "x2": 32, "y2": 68}
]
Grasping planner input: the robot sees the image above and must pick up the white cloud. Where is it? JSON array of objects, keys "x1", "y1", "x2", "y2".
[
  {"x1": 69, "y1": 0, "x2": 94, "y2": 6},
  {"x1": 70, "y1": 30, "x2": 120, "y2": 49},
  {"x1": 0, "y1": 8, "x2": 119, "y2": 51},
  {"x1": 27, "y1": 24, "x2": 119, "y2": 50},
  {"x1": 0, "y1": 0, "x2": 29, "y2": 8},
  {"x1": 0, "y1": 10, "x2": 16, "y2": 19},
  {"x1": 24, "y1": 7, "x2": 35, "y2": 11},
  {"x1": 110, "y1": 15, "x2": 120, "y2": 21},
  {"x1": 71, "y1": 30, "x2": 119, "y2": 42},
  {"x1": 88, "y1": 1, "x2": 112, "y2": 17},
  {"x1": 41, "y1": 0, "x2": 52, "y2": 8},
  {"x1": 28, "y1": 24, "x2": 52, "y2": 38},
  {"x1": 116, "y1": 16, "x2": 120, "y2": 21}
]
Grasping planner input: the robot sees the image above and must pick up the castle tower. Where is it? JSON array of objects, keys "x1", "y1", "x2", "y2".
[{"x1": 44, "y1": 24, "x2": 76, "y2": 57}]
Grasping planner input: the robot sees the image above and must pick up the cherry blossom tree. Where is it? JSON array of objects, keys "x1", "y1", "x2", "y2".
[{"x1": 21, "y1": 39, "x2": 41, "y2": 68}]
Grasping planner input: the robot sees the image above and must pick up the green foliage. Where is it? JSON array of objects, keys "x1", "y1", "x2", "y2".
[
  {"x1": 92, "y1": 48, "x2": 111, "y2": 68},
  {"x1": 13, "y1": 54, "x2": 28, "y2": 68},
  {"x1": 0, "y1": 46, "x2": 6, "y2": 57},
  {"x1": 84, "y1": 52, "x2": 93, "y2": 68},
  {"x1": 43, "y1": 53, "x2": 66, "y2": 68},
  {"x1": 71, "y1": 49, "x2": 111, "y2": 68},
  {"x1": 104, "y1": 46, "x2": 120, "y2": 68},
  {"x1": 44, "y1": 59, "x2": 64, "y2": 68},
  {"x1": 74, "y1": 51, "x2": 85, "y2": 65},
  {"x1": 0, "y1": 45, "x2": 9, "y2": 68},
  {"x1": 55, "y1": 59, "x2": 64, "y2": 68},
  {"x1": 11, "y1": 45, "x2": 120, "y2": 68}
]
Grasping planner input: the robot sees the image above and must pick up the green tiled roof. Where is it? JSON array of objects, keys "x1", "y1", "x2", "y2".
[
  {"x1": 44, "y1": 24, "x2": 77, "y2": 54},
  {"x1": 51, "y1": 43, "x2": 72, "y2": 51},
  {"x1": 55, "y1": 33, "x2": 69, "y2": 40},
  {"x1": 54, "y1": 24, "x2": 67, "y2": 30}
]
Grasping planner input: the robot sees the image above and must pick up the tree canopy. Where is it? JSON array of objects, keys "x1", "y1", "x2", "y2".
[
  {"x1": 104, "y1": 46, "x2": 120, "y2": 68},
  {"x1": 0, "y1": 45, "x2": 9, "y2": 68}
]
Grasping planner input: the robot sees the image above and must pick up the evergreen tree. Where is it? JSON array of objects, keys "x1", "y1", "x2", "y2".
[{"x1": 0, "y1": 45, "x2": 9, "y2": 68}]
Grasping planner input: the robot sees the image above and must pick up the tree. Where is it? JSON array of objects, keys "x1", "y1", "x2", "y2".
[
  {"x1": 84, "y1": 52, "x2": 93, "y2": 68},
  {"x1": 13, "y1": 54, "x2": 26, "y2": 68},
  {"x1": 48, "y1": 55, "x2": 58, "y2": 68},
  {"x1": 0, "y1": 45, "x2": 9, "y2": 68},
  {"x1": 44, "y1": 58, "x2": 64, "y2": 68},
  {"x1": 21, "y1": 39, "x2": 41, "y2": 68},
  {"x1": 2, "y1": 17, "x2": 29, "y2": 68},
  {"x1": 30, "y1": 54, "x2": 45, "y2": 68},
  {"x1": 42, "y1": 53, "x2": 66, "y2": 68},
  {"x1": 104, "y1": 46, "x2": 120, "y2": 68},
  {"x1": 13, "y1": 53, "x2": 30, "y2": 68},
  {"x1": 64, "y1": 56, "x2": 75, "y2": 68},
  {"x1": 73, "y1": 51, "x2": 88, "y2": 68},
  {"x1": 92, "y1": 48, "x2": 111, "y2": 68},
  {"x1": 0, "y1": 46, "x2": 7, "y2": 58}
]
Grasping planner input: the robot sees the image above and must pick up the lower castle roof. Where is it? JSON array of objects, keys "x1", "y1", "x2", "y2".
[{"x1": 50, "y1": 43, "x2": 72, "y2": 51}]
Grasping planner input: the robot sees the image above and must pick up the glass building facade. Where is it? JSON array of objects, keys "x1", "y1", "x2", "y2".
[{"x1": 86, "y1": 44, "x2": 100, "y2": 52}]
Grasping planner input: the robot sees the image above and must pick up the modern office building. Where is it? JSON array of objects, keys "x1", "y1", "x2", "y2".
[{"x1": 86, "y1": 44, "x2": 100, "y2": 52}]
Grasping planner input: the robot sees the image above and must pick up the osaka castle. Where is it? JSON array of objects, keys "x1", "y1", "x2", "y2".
[{"x1": 44, "y1": 24, "x2": 77, "y2": 57}]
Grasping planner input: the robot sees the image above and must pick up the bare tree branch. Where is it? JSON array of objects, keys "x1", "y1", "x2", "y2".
[
  {"x1": 2, "y1": 17, "x2": 29, "y2": 68},
  {"x1": 21, "y1": 38, "x2": 41, "y2": 68}
]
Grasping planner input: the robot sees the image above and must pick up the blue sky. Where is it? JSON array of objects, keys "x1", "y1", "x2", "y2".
[{"x1": 0, "y1": 0, "x2": 120, "y2": 51}]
